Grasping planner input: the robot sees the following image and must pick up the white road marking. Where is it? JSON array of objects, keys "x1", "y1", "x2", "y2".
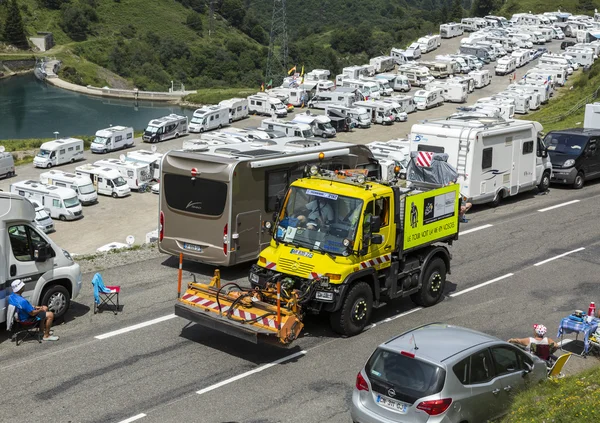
[
  {"x1": 94, "y1": 314, "x2": 177, "y2": 340},
  {"x1": 117, "y1": 414, "x2": 146, "y2": 423},
  {"x1": 197, "y1": 350, "x2": 307, "y2": 395},
  {"x1": 364, "y1": 307, "x2": 423, "y2": 331},
  {"x1": 534, "y1": 247, "x2": 585, "y2": 267},
  {"x1": 460, "y1": 224, "x2": 493, "y2": 235},
  {"x1": 538, "y1": 200, "x2": 580, "y2": 212},
  {"x1": 450, "y1": 273, "x2": 514, "y2": 297}
]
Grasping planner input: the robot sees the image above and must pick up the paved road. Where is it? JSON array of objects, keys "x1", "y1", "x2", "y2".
[
  {"x1": 2, "y1": 174, "x2": 600, "y2": 422},
  {"x1": 0, "y1": 36, "x2": 563, "y2": 255}
]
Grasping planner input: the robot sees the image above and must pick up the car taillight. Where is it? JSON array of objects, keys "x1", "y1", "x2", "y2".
[
  {"x1": 416, "y1": 398, "x2": 452, "y2": 416},
  {"x1": 159, "y1": 211, "x2": 164, "y2": 242},
  {"x1": 356, "y1": 372, "x2": 369, "y2": 392},
  {"x1": 223, "y1": 224, "x2": 228, "y2": 255}
]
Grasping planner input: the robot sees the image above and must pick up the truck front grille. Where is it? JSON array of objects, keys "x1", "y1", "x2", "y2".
[{"x1": 278, "y1": 258, "x2": 315, "y2": 278}]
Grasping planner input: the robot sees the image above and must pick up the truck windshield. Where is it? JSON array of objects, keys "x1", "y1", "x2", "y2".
[
  {"x1": 64, "y1": 197, "x2": 80, "y2": 208},
  {"x1": 544, "y1": 133, "x2": 589, "y2": 155},
  {"x1": 275, "y1": 186, "x2": 363, "y2": 255},
  {"x1": 113, "y1": 177, "x2": 128, "y2": 187},
  {"x1": 37, "y1": 149, "x2": 51, "y2": 158},
  {"x1": 414, "y1": 95, "x2": 426, "y2": 103},
  {"x1": 145, "y1": 125, "x2": 160, "y2": 134},
  {"x1": 94, "y1": 136, "x2": 109, "y2": 145},
  {"x1": 79, "y1": 183, "x2": 96, "y2": 194}
]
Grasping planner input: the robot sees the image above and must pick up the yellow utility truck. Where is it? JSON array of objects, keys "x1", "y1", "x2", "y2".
[{"x1": 176, "y1": 165, "x2": 460, "y2": 346}]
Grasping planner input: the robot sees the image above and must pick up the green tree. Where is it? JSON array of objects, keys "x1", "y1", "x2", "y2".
[
  {"x1": 219, "y1": 0, "x2": 246, "y2": 28},
  {"x1": 440, "y1": 2, "x2": 449, "y2": 23},
  {"x1": 578, "y1": 0, "x2": 596, "y2": 13},
  {"x1": 3, "y1": 0, "x2": 28, "y2": 49},
  {"x1": 470, "y1": 0, "x2": 497, "y2": 17},
  {"x1": 250, "y1": 24, "x2": 267, "y2": 44},
  {"x1": 40, "y1": 0, "x2": 66, "y2": 9},
  {"x1": 60, "y1": 4, "x2": 93, "y2": 41},
  {"x1": 186, "y1": 12, "x2": 203, "y2": 34},
  {"x1": 451, "y1": 0, "x2": 463, "y2": 21}
]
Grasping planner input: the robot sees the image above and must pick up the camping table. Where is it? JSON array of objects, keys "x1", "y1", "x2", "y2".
[{"x1": 557, "y1": 317, "x2": 600, "y2": 356}]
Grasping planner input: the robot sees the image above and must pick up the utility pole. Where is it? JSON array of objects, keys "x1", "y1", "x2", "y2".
[
  {"x1": 209, "y1": 0, "x2": 214, "y2": 37},
  {"x1": 265, "y1": 0, "x2": 288, "y2": 87}
]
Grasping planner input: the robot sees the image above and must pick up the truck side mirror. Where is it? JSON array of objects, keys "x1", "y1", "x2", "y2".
[{"x1": 371, "y1": 234, "x2": 383, "y2": 245}]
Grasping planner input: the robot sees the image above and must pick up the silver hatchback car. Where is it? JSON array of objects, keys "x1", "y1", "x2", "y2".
[{"x1": 351, "y1": 323, "x2": 547, "y2": 423}]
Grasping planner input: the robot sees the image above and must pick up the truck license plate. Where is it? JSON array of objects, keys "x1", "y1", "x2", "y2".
[
  {"x1": 377, "y1": 395, "x2": 407, "y2": 413},
  {"x1": 183, "y1": 243, "x2": 203, "y2": 252}
]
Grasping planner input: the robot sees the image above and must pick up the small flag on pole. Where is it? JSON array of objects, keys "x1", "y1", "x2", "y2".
[
  {"x1": 260, "y1": 82, "x2": 264, "y2": 92},
  {"x1": 288, "y1": 65, "x2": 297, "y2": 75},
  {"x1": 267, "y1": 79, "x2": 273, "y2": 89}
]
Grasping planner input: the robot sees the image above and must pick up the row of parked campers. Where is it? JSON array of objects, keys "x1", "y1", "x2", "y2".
[{"x1": 10, "y1": 180, "x2": 84, "y2": 222}]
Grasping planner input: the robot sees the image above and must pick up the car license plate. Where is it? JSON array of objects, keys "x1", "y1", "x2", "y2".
[
  {"x1": 183, "y1": 243, "x2": 203, "y2": 252},
  {"x1": 377, "y1": 395, "x2": 407, "y2": 413}
]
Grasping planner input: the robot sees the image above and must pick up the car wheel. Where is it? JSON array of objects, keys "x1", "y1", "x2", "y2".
[
  {"x1": 41, "y1": 284, "x2": 70, "y2": 319},
  {"x1": 411, "y1": 257, "x2": 447, "y2": 307},
  {"x1": 47, "y1": 163, "x2": 52, "y2": 169},
  {"x1": 71, "y1": 158, "x2": 75, "y2": 163},
  {"x1": 490, "y1": 190, "x2": 504, "y2": 208},
  {"x1": 112, "y1": 192, "x2": 118, "y2": 198},
  {"x1": 329, "y1": 282, "x2": 373, "y2": 336},
  {"x1": 200, "y1": 128, "x2": 205, "y2": 133},
  {"x1": 538, "y1": 171, "x2": 550, "y2": 192},
  {"x1": 59, "y1": 215, "x2": 66, "y2": 221},
  {"x1": 573, "y1": 171, "x2": 585, "y2": 189},
  {"x1": 322, "y1": 133, "x2": 328, "y2": 138}
]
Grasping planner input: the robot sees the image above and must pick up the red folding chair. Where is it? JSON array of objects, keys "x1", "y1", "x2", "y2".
[{"x1": 11, "y1": 308, "x2": 42, "y2": 345}]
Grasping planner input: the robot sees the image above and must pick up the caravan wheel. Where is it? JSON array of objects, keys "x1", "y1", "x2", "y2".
[
  {"x1": 175, "y1": 133, "x2": 180, "y2": 138},
  {"x1": 46, "y1": 163, "x2": 52, "y2": 169},
  {"x1": 218, "y1": 124, "x2": 222, "y2": 129},
  {"x1": 490, "y1": 190, "x2": 504, "y2": 208}
]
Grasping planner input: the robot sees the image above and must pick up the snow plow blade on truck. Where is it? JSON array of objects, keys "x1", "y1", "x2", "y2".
[{"x1": 175, "y1": 270, "x2": 304, "y2": 346}]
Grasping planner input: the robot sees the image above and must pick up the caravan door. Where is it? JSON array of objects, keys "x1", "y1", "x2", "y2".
[
  {"x1": 234, "y1": 210, "x2": 263, "y2": 263},
  {"x1": 511, "y1": 138, "x2": 521, "y2": 195}
]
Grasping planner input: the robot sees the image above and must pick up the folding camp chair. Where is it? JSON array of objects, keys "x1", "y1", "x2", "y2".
[
  {"x1": 92, "y1": 273, "x2": 121, "y2": 315},
  {"x1": 9, "y1": 305, "x2": 42, "y2": 346},
  {"x1": 548, "y1": 353, "x2": 572, "y2": 379},
  {"x1": 531, "y1": 343, "x2": 552, "y2": 362}
]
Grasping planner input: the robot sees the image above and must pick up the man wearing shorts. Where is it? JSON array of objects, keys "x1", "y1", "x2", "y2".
[{"x1": 8, "y1": 279, "x2": 59, "y2": 341}]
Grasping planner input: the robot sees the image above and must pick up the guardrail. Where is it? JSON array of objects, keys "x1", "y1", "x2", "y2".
[{"x1": 539, "y1": 87, "x2": 600, "y2": 125}]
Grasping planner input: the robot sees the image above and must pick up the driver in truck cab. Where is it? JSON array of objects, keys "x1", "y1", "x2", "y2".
[{"x1": 297, "y1": 196, "x2": 334, "y2": 230}]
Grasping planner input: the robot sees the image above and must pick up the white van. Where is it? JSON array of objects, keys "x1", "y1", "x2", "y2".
[
  {"x1": 39, "y1": 170, "x2": 98, "y2": 205},
  {"x1": 0, "y1": 150, "x2": 15, "y2": 179},
  {"x1": 511, "y1": 49, "x2": 532, "y2": 67},
  {"x1": 75, "y1": 164, "x2": 131, "y2": 198},
  {"x1": 267, "y1": 87, "x2": 307, "y2": 107},
  {"x1": 493, "y1": 92, "x2": 530, "y2": 114},
  {"x1": 33, "y1": 138, "x2": 84, "y2": 169},
  {"x1": 468, "y1": 69, "x2": 492, "y2": 88},
  {"x1": 352, "y1": 101, "x2": 395, "y2": 125},
  {"x1": 340, "y1": 78, "x2": 381, "y2": 99},
  {"x1": 390, "y1": 48, "x2": 408, "y2": 65},
  {"x1": 189, "y1": 105, "x2": 229, "y2": 133},
  {"x1": 218, "y1": 98, "x2": 249, "y2": 122},
  {"x1": 126, "y1": 149, "x2": 164, "y2": 180},
  {"x1": 397, "y1": 65, "x2": 435, "y2": 87},
  {"x1": 307, "y1": 88, "x2": 357, "y2": 109},
  {"x1": 10, "y1": 180, "x2": 83, "y2": 221},
  {"x1": 417, "y1": 35, "x2": 441, "y2": 53},
  {"x1": 440, "y1": 22, "x2": 464, "y2": 38},
  {"x1": 389, "y1": 95, "x2": 416, "y2": 114},
  {"x1": 413, "y1": 88, "x2": 444, "y2": 110},
  {"x1": 325, "y1": 105, "x2": 372, "y2": 129},
  {"x1": 0, "y1": 192, "x2": 82, "y2": 323},
  {"x1": 291, "y1": 113, "x2": 337, "y2": 137},
  {"x1": 260, "y1": 118, "x2": 314, "y2": 138},
  {"x1": 375, "y1": 73, "x2": 411, "y2": 92},
  {"x1": 565, "y1": 47, "x2": 595, "y2": 66},
  {"x1": 91, "y1": 126, "x2": 134, "y2": 153},
  {"x1": 495, "y1": 56, "x2": 517, "y2": 75},
  {"x1": 28, "y1": 199, "x2": 54, "y2": 233},
  {"x1": 142, "y1": 114, "x2": 188, "y2": 143},
  {"x1": 405, "y1": 43, "x2": 422, "y2": 60},
  {"x1": 475, "y1": 98, "x2": 516, "y2": 119},
  {"x1": 533, "y1": 64, "x2": 568, "y2": 86},
  {"x1": 247, "y1": 94, "x2": 288, "y2": 117},
  {"x1": 426, "y1": 81, "x2": 468, "y2": 103},
  {"x1": 93, "y1": 158, "x2": 153, "y2": 191}
]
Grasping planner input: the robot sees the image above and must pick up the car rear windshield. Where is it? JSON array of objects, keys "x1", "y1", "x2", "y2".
[
  {"x1": 163, "y1": 174, "x2": 227, "y2": 216},
  {"x1": 366, "y1": 348, "x2": 445, "y2": 404}
]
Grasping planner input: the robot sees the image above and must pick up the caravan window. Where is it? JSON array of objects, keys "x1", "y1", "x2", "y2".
[
  {"x1": 127, "y1": 170, "x2": 134, "y2": 178},
  {"x1": 115, "y1": 136, "x2": 123, "y2": 142},
  {"x1": 76, "y1": 145, "x2": 81, "y2": 151},
  {"x1": 127, "y1": 133, "x2": 133, "y2": 139},
  {"x1": 60, "y1": 149, "x2": 65, "y2": 154},
  {"x1": 68, "y1": 147, "x2": 74, "y2": 152},
  {"x1": 8, "y1": 225, "x2": 46, "y2": 262},
  {"x1": 523, "y1": 141, "x2": 534, "y2": 154},
  {"x1": 163, "y1": 174, "x2": 227, "y2": 216},
  {"x1": 482, "y1": 147, "x2": 493, "y2": 169}
]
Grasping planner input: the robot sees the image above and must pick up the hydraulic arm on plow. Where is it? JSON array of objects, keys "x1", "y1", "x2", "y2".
[{"x1": 175, "y1": 269, "x2": 304, "y2": 346}]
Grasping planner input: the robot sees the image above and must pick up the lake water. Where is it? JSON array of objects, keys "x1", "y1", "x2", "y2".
[{"x1": 0, "y1": 74, "x2": 195, "y2": 140}]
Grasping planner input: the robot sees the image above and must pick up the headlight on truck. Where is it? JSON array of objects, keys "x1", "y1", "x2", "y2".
[{"x1": 315, "y1": 291, "x2": 334, "y2": 301}]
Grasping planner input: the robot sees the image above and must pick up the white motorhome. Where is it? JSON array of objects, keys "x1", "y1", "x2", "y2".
[
  {"x1": 449, "y1": 75, "x2": 475, "y2": 93},
  {"x1": 10, "y1": 180, "x2": 82, "y2": 221},
  {"x1": 504, "y1": 87, "x2": 541, "y2": 110},
  {"x1": 419, "y1": 60, "x2": 452, "y2": 78},
  {"x1": 575, "y1": 42, "x2": 600, "y2": 56},
  {"x1": 410, "y1": 117, "x2": 552, "y2": 205},
  {"x1": 377, "y1": 99, "x2": 408, "y2": 122},
  {"x1": 495, "y1": 56, "x2": 517, "y2": 75},
  {"x1": 142, "y1": 114, "x2": 188, "y2": 143},
  {"x1": 268, "y1": 87, "x2": 307, "y2": 107},
  {"x1": 565, "y1": 47, "x2": 595, "y2": 66},
  {"x1": 75, "y1": 164, "x2": 131, "y2": 198},
  {"x1": 247, "y1": 94, "x2": 288, "y2": 117},
  {"x1": 352, "y1": 101, "x2": 395, "y2": 125},
  {"x1": 218, "y1": 98, "x2": 249, "y2": 122},
  {"x1": 39, "y1": 170, "x2": 98, "y2": 205},
  {"x1": 511, "y1": 49, "x2": 532, "y2": 67},
  {"x1": 325, "y1": 105, "x2": 372, "y2": 129},
  {"x1": 360, "y1": 76, "x2": 394, "y2": 96},
  {"x1": 413, "y1": 88, "x2": 444, "y2": 110},
  {"x1": 509, "y1": 82, "x2": 551, "y2": 104},
  {"x1": 260, "y1": 119, "x2": 314, "y2": 138},
  {"x1": 28, "y1": 199, "x2": 54, "y2": 233},
  {"x1": 389, "y1": 95, "x2": 416, "y2": 114},
  {"x1": 405, "y1": 43, "x2": 422, "y2": 60},
  {"x1": 439, "y1": 55, "x2": 470, "y2": 73},
  {"x1": 461, "y1": 18, "x2": 481, "y2": 32},
  {"x1": 93, "y1": 159, "x2": 153, "y2": 191},
  {"x1": 397, "y1": 65, "x2": 435, "y2": 87},
  {"x1": 0, "y1": 192, "x2": 82, "y2": 323},
  {"x1": 541, "y1": 53, "x2": 575, "y2": 73},
  {"x1": 468, "y1": 69, "x2": 492, "y2": 88},
  {"x1": 417, "y1": 35, "x2": 441, "y2": 53},
  {"x1": 369, "y1": 56, "x2": 396, "y2": 73},
  {"x1": 304, "y1": 69, "x2": 331, "y2": 82},
  {"x1": 426, "y1": 81, "x2": 468, "y2": 103},
  {"x1": 584, "y1": 102, "x2": 600, "y2": 128},
  {"x1": 494, "y1": 92, "x2": 530, "y2": 114},
  {"x1": 459, "y1": 45, "x2": 492, "y2": 63},
  {"x1": 33, "y1": 138, "x2": 84, "y2": 169},
  {"x1": 341, "y1": 65, "x2": 370, "y2": 80},
  {"x1": 189, "y1": 105, "x2": 230, "y2": 133},
  {"x1": 366, "y1": 141, "x2": 411, "y2": 180},
  {"x1": 291, "y1": 113, "x2": 336, "y2": 138},
  {"x1": 475, "y1": 98, "x2": 516, "y2": 119},
  {"x1": 440, "y1": 22, "x2": 463, "y2": 38},
  {"x1": 91, "y1": 126, "x2": 134, "y2": 153},
  {"x1": 125, "y1": 149, "x2": 164, "y2": 180},
  {"x1": 375, "y1": 73, "x2": 411, "y2": 92},
  {"x1": 307, "y1": 88, "x2": 358, "y2": 109},
  {"x1": 0, "y1": 150, "x2": 15, "y2": 179},
  {"x1": 529, "y1": 65, "x2": 567, "y2": 86},
  {"x1": 340, "y1": 78, "x2": 381, "y2": 99},
  {"x1": 390, "y1": 48, "x2": 408, "y2": 65}
]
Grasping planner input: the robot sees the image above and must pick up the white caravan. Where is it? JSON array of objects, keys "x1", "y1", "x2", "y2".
[
  {"x1": 377, "y1": 99, "x2": 408, "y2": 122},
  {"x1": 529, "y1": 65, "x2": 567, "y2": 86},
  {"x1": 417, "y1": 35, "x2": 441, "y2": 53},
  {"x1": 366, "y1": 141, "x2": 411, "y2": 180},
  {"x1": 419, "y1": 60, "x2": 452, "y2": 78},
  {"x1": 461, "y1": 18, "x2": 481, "y2": 32},
  {"x1": 307, "y1": 88, "x2": 358, "y2": 109},
  {"x1": 405, "y1": 43, "x2": 422, "y2": 60},
  {"x1": 439, "y1": 55, "x2": 470, "y2": 73},
  {"x1": 474, "y1": 98, "x2": 515, "y2": 119},
  {"x1": 540, "y1": 54, "x2": 574, "y2": 73},
  {"x1": 28, "y1": 199, "x2": 54, "y2": 233},
  {"x1": 575, "y1": 42, "x2": 600, "y2": 56},
  {"x1": 91, "y1": 126, "x2": 134, "y2": 153},
  {"x1": 341, "y1": 65, "x2": 370, "y2": 80},
  {"x1": 189, "y1": 105, "x2": 230, "y2": 133},
  {"x1": 449, "y1": 75, "x2": 475, "y2": 93},
  {"x1": 39, "y1": 170, "x2": 98, "y2": 205},
  {"x1": 0, "y1": 191, "x2": 82, "y2": 323},
  {"x1": 93, "y1": 159, "x2": 152, "y2": 191},
  {"x1": 75, "y1": 164, "x2": 130, "y2": 198},
  {"x1": 426, "y1": 80, "x2": 468, "y2": 103},
  {"x1": 126, "y1": 150, "x2": 164, "y2": 180},
  {"x1": 390, "y1": 48, "x2": 409, "y2": 65},
  {"x1": 511, "y1": 49, "x2": 532, "y2": 67},
  {"x1": 218, "y1": 98, "x2": 249, "y2": 122},
  {"x1": 440, "y1": 23, "x2": 464, "y2": 38},
  {"x1": 247, "y1": 94, "x2": 288, "y2": 117},
  {"x1": 142, "y1": 114, "x2": 188, "y2": 143},
  {"x1": 413, "y1": 88, "x2": 444, "y2": 110},
  {"x1": 33, "y1": 138, "x2": 84, "y2": 169},
  {"x1": 260, "y1": 119, "x2": 314, "y2": 138},
  {"x1": 467, "y1": 70, "x2": 491, "y2": 88},
  {"x1": 0, "y1": 150, "x2": 15, "y2": 178},
  {"x1": 291, "y1": 113, "x2": 337, "y2": 138},
  {"x1": 304, "y1": 69, "x2": 330, "y2": 82},
  {"x1": 360, "y1": 76, "x2": 394, "y2": 96},
  {"x1": 10, "y1": 180, "x2": 82, "y2": 221},
  {"x1": 389, "y1": 95, "x2": 416, "y2": 113},
  {"x1": 397, "y1": 65, "x2": 435, "y2": 87},
  {"x1": 325, "y1": 105, "x2": 372, "y2": 129},
  {"x1": 369, "y1": 56, "x2": 396, "y2": 73},
  {"x1": 494, "y1": 92, "x2": 530, "y2": 114},
  {"x1": 375, "y1": 73, "x2": 411, "y2": 92},
  {"x1": 268, "y1": 87, "x2": 307, "y2": 107},
  {"x1": 352, "y1": 101, "x2": 395, "y2": 125},
  {"x1": 495, "y1": 56, "x2": 517, "y2": 75},
  {"x1": 410, "y1": 117, "x2": 551, "y2": 205},
  {"x1": 340, "y1": 78, "x2": 381, "y2": 99},
  {"x1": 565, "y1": 47, "x2": 595, "y2": 66},
  {"x1": 509, "y1": 82, "x2": 550, "y2": 104}
]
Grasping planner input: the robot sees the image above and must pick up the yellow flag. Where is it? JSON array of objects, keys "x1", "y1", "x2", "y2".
[
  {"x1": 300, "y1": 65, "x2": 304, "y2": 76},
  {"x1": 288, "y1": 65, "x2": 297, "y2": 75}
]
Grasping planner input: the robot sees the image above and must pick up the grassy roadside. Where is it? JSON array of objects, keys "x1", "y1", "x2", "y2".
[
  {"x1": 502, "y1": 365, "x2": 600, "y2": 422},
  {"x1": 183, "y1": 88, "x2": 256, "y2": 105}
]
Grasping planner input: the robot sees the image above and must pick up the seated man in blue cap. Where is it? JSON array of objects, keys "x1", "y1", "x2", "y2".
[{"x1": 8, "y1": 279, "x2": 59, "y2": 341}]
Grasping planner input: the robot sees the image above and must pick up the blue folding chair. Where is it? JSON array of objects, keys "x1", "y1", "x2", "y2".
[{"x1": 92, "y1": 273, "x2": 121, "y2": 315}]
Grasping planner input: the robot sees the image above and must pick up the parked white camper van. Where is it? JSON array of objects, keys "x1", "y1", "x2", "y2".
[
  {"x1": 413, "y1": 88, "x2": 444, "y2": 110},
  {"x1": 495, "y1": 56, "x2": 517, "y2": 75},
  {"x1": 91, "y1": 126, "x2": 134, "y2": 153},
  {"x1": 10, "y1": 180, "x2": 83, "y2": 221},
  {"x1": 189, "y1": 105, "x2": 229, "y2": 133},
  {"x1": 369, "y1": 56, "x2": 396, "y2": 73},
  {"x1": 75, "y1": 164, "x2": 131, "y2": 198},
  {"x1": 39, "y1": 170, "x2": 98, "y2": 205},
  {"x1": 410, "y1": 117, "x2": 551, "y2": 205},
  {"x1": 0, "y1": 150, "x2": 15, "y2": 179},
  {"x1": 142, "y1": 114, "x2": 188, "y2": 143},
  {"x1": 440, "y1": 22, "x2": 463, "y2": 38},
  {"x1": 93, "y1": 159, "x2": 152, "y2": 191},
  {"x1": 126, "y1": 150, "x2": 164, "y2": 180},
  {"x1": 260, "y1": 119, "x2": 314, "y2": 138},
  {"x1": 28, "y1": 199, "x2": 54, "y2": 233},
  {"x1": 247, "y1": 94, "x2": 288, "y2": 117},
  {"x1": 417, "y1": 35, "x2": 441, "y2": 53},
  {"x1": 33, "y1": 138, "x2": 84, "y2": 168},
  {"x1": 218, "y1": 98, "x2": 249, "y2": 122}
]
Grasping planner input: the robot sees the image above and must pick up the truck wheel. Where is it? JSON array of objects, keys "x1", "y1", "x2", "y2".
[
  {"x1": 46, "y1": 163, "x2": 52, "y2": 169},
  {"x1": 322, "y1": 133, "x2": 328, "y2": 138},
  {"x1": 59, "y1": 215, "x2": 67, "y2": 221},
  {"x1": 411, "y1": 258, "x2": 446, "y2": 307},
  {"x1": 573, "y1": 172, "x2": 585, "y2": 189},
  {"x1": 41, "y1": 284, "x2": 71, "y2": 319},
  {"x1": 538, "y1": 171, "x2": 550, "y2": 192},
  {"x1": 329, "y1": 282, "x2": 373, "y2": 336}
]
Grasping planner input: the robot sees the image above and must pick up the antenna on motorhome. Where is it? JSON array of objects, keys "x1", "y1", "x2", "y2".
[
  {"x1": 120, "y1": 154, "x2": 126, "y2": 162},
  {"x1": 126, "y1": 235, "x2": 135, "y2": 247},
  {"x1": 151, "y1": 145, "x2": 158, "y2": 153},
  {"x1": 53, "y1": 131, "x2": 59, "y2": 139}
]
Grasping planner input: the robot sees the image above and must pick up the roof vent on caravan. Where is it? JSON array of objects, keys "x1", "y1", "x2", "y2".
[{"x1": 285, "y1": 140, "x2": 323, "y2": 148}]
